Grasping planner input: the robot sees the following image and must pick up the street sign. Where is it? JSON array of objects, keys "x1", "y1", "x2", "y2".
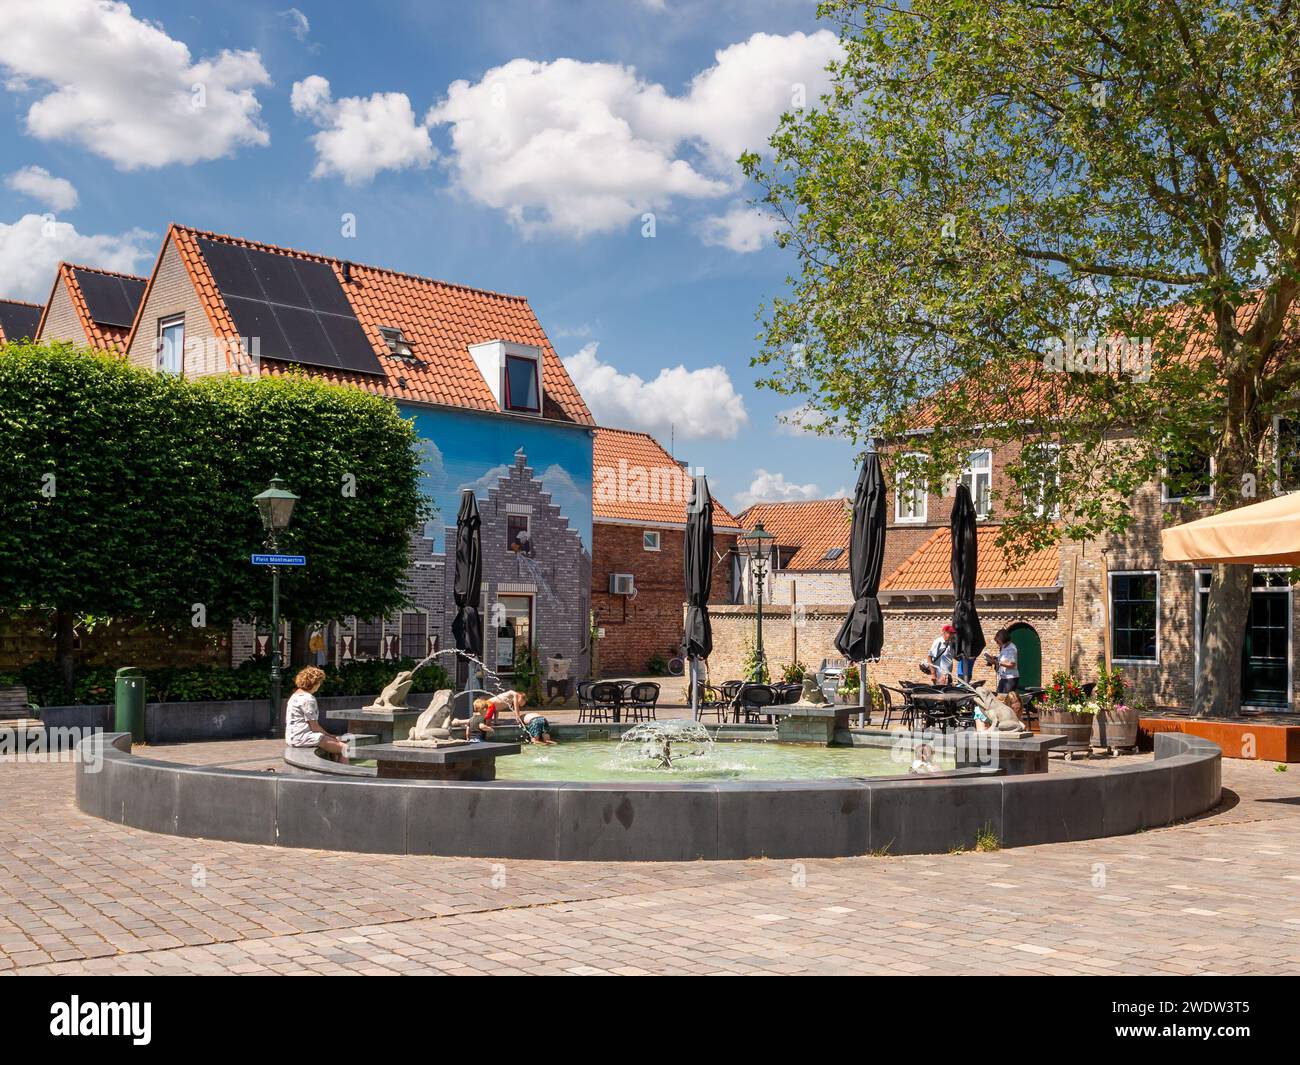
[{"x1": 251, "y1": 553, "x2": 307, "y2": 566}]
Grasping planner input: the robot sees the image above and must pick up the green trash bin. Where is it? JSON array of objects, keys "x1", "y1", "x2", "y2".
[{"x1": 114, "y1": 667, "x2": 145, "y2": 743}]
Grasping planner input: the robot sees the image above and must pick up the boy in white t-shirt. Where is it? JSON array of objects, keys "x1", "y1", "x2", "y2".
[{"x1": 285, "y1": 666, "x2": 350, "y2": 762}]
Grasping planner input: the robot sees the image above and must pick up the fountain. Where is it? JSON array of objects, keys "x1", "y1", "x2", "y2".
[{"x1": 616, "y1": 719, "x2": 714, "y2": 770}]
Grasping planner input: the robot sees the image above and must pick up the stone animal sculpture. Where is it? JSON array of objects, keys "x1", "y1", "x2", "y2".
[
  {"x1": 799, "y1": 675, "x2": 827, "y2": 705},
  {"x1": 407, "y1": 689, "x2": 455, "y2": 741},
  {"x1": 369, "y1": 670, "x2": 414, "y2": 711},
  {"x1": 972, "y1": 688, "x2": 1024, "y2": 731}
]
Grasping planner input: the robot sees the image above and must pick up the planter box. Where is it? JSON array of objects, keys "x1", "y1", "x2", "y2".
[{"x1": 1092, "y1": 706, "x2": 1140, "y2": 752}]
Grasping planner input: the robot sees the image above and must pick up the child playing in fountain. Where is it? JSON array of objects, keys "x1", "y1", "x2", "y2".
[
  {"x1": 474, "y1": 690, "x2": 556, "y2": 745},
  {"x1": 285, "y1": 666, "x2": 350, "y2": 763}
]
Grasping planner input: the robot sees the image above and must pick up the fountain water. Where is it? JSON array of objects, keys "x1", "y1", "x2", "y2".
[{"x1": 616, "y1": 719, "x2": 715, "y2": 771}]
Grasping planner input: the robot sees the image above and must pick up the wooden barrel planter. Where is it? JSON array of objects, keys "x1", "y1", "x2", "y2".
[
  {"x1": 1038, "y1": 708, "x2": 1094, "y2": 760},
  {"x1": 1091, "y1": 705, "x2": 1140, "y2": 755}
]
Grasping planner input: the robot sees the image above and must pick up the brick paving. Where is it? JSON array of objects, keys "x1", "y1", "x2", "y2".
[{"x1": 2, "y1": 741, "x2": 1299, "y2": 975}]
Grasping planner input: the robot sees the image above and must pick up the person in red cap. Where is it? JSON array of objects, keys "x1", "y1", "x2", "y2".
[{"x1": 924, "y1": 625, "x2": 957, "y2": 683}]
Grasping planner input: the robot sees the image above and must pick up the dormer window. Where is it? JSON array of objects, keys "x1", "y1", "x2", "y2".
[
  {"x1": 379, "y1": 326, "x2": 413, "y2": 358},
  {"x1": 505, "y1": 353, "x2": 540, "y2": 413},
  {"x1": 467, "y1": 339, "x2": 545, "y2": 416}
]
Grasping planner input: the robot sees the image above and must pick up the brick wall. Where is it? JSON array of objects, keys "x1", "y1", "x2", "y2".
[
  {"x1": 592, "y1": 521, "x2": 737, "y2": 675},
  {"x1": 35, "y1": 277, "x2": 85, "y2": 348},
  {"x1": 126, "y1": 237, "x2": 219, "y2": 373}
]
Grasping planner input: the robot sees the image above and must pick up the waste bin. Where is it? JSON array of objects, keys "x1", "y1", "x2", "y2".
[{"x1": 114, "y1": 667, "x2": 145, "y2": 743}]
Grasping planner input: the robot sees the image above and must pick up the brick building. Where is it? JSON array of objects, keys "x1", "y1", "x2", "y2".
[
  {"x1": 111, "y1": 223, "x2": 597, "y2": 680},
  {"x1": 36, "y1": 263, "x2": 146, "y2": 353},
  {"x1": 590, "y1": 428, "x2": 741, "y2": 676}
]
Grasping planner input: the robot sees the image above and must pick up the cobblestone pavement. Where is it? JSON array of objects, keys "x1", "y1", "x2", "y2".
[{"x1": 2, "y1": 741, "x2": 1299, "y2": 975}]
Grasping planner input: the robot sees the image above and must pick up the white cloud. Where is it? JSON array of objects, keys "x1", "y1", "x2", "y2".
[
  {"x1": 563, "y1": 342, "x2": 748, "y2": 440},
  {"x1": 0, "y1": 213, "x2": 154, "y2": 300},
  {"x1": 699, "y1": 203, "x2": 779, "y2": 253},
  {"x1": 292, "y1": 75, "x2": 436, "y2": 185},
  {"x1": 0, "y1": 0, "x2": 270, "y2": 170},
  {"x1": 279, "y1": 8, "x2": 310, "y2": 41},
  {"x1": 5, "y1": 166, "x2": 78, "y2": 212},
  {"x1": 776, "y1": 403, "x2": 829, "y2": 437},
  {"x1": 732, "y1": 469, "x2": 826, "y2": 510},
  {"x1": 428, "y1": 30, "x2": 840, "y2": 239}
]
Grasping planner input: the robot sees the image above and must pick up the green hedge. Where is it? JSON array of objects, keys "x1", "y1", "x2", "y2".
[{"x1": 5, "y1": 658, "x2": 450, "y2": 708}]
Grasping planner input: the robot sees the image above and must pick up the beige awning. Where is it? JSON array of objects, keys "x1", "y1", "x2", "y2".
[{"x1": 1161, "y1": 492, "x2": 1300, "y2": 565}]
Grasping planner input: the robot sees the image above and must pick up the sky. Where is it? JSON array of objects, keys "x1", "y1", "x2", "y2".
[{"x1": 0, "y1": 0, "x2": 860, "y2": 513}]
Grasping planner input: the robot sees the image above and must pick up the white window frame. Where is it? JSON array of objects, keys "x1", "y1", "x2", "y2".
[
  {"x1": 1108, "y1": 570, "x2": 1160, "y2": 666},
  {"x1": 1194, "y1": 567, "x2": 1294, "y2": 710},
  {"x1": 642, "y1": 529, "x2": 661, "y2": 552},
  {"x1": 1026, "y1": 442, "x2": 1060, "y2": 519},
  {"x1": 1273, "y1": 414, "x2": 1300, "y2": 494},
  {"x1": 158, "y1": 314, "x2": 184, "y2": 375},
  {"x1": 1161, "y1": 451, "x2": 1215, "y2": 502},
  {"x1": 894, "y1": 452, "x2": 928, "y2": 523},
  {"x1": 960, "y1": 449, "x2": 992, "y2": 519}
]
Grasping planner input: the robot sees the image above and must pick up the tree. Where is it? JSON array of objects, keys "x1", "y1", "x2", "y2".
[
  {"x1": 744, "y1": 0, "x2": 1300, "y2": 716},
  {"x1": 0, "y1": 344, "x2": 431, "y2": 696}
]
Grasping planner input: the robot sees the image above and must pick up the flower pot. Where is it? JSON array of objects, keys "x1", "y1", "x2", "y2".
[
  {"x1": 1039, "y1": 708, "x2": 1093, "y2": 759},
  {"x1": 1091, "y1": 705, "x2": 1140, "y2": 753}
]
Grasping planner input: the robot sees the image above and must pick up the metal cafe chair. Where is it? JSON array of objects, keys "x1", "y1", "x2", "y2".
[
  {"x1": 696, "y1": 684, "x2": 730, "y2": 724},
  {"x1": 623, "y1": 682, "x2": 660, "y2": 722},
  {"x1": 720, "y1": 680, "x2": 744, "y2": 721},
  {"x1": 588, "y1": 681, "x2": 624, "y2": 723},
  {"x1": 738, "y1": 683, "x2": 780, "y2": 724},
  {"x1": 576, "y1": 680, "x2": 598, "y2": 723}
]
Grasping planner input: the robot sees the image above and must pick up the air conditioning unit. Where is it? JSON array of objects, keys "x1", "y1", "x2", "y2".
[{"x1": 609, "y1": 573, "x2": 636, "y2": 596}]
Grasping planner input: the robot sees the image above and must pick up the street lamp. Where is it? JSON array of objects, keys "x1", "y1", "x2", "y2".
[
  {"x1": 254, "y1": 476, "x2": 298, "y2": 735},
  {"x1": 739, "y1": 521, "x2": 775, "y2": 682}
]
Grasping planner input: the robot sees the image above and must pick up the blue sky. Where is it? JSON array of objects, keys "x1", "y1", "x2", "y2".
[{"x1": 0, "y1": 0, "x2": 860, "y2": 511}]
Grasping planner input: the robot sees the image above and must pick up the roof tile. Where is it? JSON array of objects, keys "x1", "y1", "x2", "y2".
[
  {"x1": 880, "y1": 526, "x2": 1061, "y2": 591},
  {"x1": 594, "y1": 428, "x2": 741, "y2": 528},
  {"x1": 736, "y1": 498, "x2": 853, "y2": 571}
]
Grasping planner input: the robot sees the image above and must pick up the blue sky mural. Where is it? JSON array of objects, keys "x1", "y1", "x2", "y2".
[
  {"x1": 403, "y1": 405, "x2": 593, "y2": 552},
  {"x1": 0, "y1": 1, "x2": 861, "y2": 516}
]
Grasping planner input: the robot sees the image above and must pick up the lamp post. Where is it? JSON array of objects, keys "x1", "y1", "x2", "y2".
[
  {"x1": 254, "y1": 476, "x2": 298, "y2": 736},
  {"x1": 739, "y1": 521, "x2": 775, "y2": 682}
]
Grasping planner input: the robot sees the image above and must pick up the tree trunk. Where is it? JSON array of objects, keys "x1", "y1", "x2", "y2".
[
  {"x1": 1194, "y1": 563, "x2": 1252, "y2": 718},
  {"x1": 54, "y1": 608, "x2": 76, "y2": 703}
]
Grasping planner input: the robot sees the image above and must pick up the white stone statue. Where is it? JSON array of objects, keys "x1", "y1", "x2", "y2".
[{"x1": 406, "y1": 689, "x2": 455, "y2": 740}]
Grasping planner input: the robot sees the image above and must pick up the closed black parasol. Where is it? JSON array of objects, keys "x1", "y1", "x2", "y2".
[
  {"x1": 450, "y1": 489, "x2": 483, "y2": 686},
  {"x1": 950, "y1": 482, "x2": 986, "y2": 669},
  {"x1": 834, "y1": 453, "x2": 887, "y2": 665},
  {"x1": 684, "y1": 475, "x2": 715, "y2": 717}
]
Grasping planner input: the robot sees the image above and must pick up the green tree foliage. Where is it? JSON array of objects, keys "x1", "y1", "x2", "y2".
[
  {"x1": 744, "y1": 0, "x2": 1300, "y2": 715},
  {"x1": 0, "y1": 343, "x2": 431, "y2": 695}
]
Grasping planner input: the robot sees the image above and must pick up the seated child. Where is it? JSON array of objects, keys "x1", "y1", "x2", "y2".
[
  {"x1": 910, "y1": 742, "x2": 939, "y2": 774},
  {"x1": 285, "y1": 666, "x2": 349, "y2": 763}
]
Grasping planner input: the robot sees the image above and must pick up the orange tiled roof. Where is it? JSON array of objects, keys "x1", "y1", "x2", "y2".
[
  {"x1": 880, "y1": 526, "x2": 1061, "y2": 591},
  {"x1": 41, "y1": 263, "x2": 145, "y2": 354},
  {"x1": 736, "y1": 498, "x2": 853, "y2": 571},
  {"x1": 154, "y1": 225, "x2": 592, "y2": 425},
  {"x1": 0, "y1": 298, "x2": 43, "y2": 343},
  {"x1": 593, "y1": 428, "x2": 741, "y2": 529}
]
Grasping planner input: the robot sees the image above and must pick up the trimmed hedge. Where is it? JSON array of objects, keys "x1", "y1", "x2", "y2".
[{"x1": 5, "y1": 658, "x2": 450, "y2": 708}]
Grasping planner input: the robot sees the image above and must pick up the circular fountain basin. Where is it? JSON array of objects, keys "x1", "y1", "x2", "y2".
[{"x1": 498, "y1": 739, "x2": 950, "y2": 782}]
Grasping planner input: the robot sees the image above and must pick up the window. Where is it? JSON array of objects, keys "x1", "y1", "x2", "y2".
[
  {"x1": 495, "y1": 594, "x2": 532, "y2": 673},
  {"x1": 643, "y1": 530, "x2": 661, "y2": 551},
  {"x1": 1162, "y1": 448, "x2": 1213, "y2": 501},
  {"x1": 822, "y1": 546, "x2": 844, "y2": 562},
  {"x1": 504, "y1": 353, "x2": 540, "y2": 413},
  {"x1": 895, "y1": 453, "x2": 927, "y2": 522},
  {"x1": 158, "y1": 315, "x2": 184, "y2": 375},
  {"x1": 354, "y1": 617, "x2": 383, "y2": 660},
  {"x1": 1110, "y1": 572, "x2": 1159, "y2": 663},
  {"x1": 1025, "y1": 442, "x2": 1060, "y2": 518},
  {"x1": 400, "y1": 611, "x2": 427, "y2": 660},
  {"x1": 379, "y1": 326, "x2": 413, "y2": 358},
  {"x1": 773, "y1": 546, "x2": 798, "y2": 570},
  {"x1": 960, "y1": 450, "x2": 992, "y2": 518},
  {"x1": 1276, "y1": 417, "x2": 1300, "y2": 492},
  {"x1": 506, "y1": 513, "x2": 532, "y2": 555}
]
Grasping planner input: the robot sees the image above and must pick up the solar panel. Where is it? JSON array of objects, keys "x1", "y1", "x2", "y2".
[
  {"x1": 0, "y1": 301, "x2": 40, "y2": 341},
  {"x1": 197, "y1": 238, "x2": 383, "y2": 376},
  {"x1": 74, "y1": 269, "x2": 144, "y2": 329}
]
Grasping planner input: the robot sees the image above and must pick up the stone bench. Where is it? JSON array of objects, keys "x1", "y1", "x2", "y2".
[{"x1": 283, "y1": 746, "x2": 376, "y2": 777}]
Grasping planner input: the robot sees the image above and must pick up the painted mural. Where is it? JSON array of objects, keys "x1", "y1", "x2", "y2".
[{"x1": 400, "y1": 405, "x2": 594, "y2": 552}]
